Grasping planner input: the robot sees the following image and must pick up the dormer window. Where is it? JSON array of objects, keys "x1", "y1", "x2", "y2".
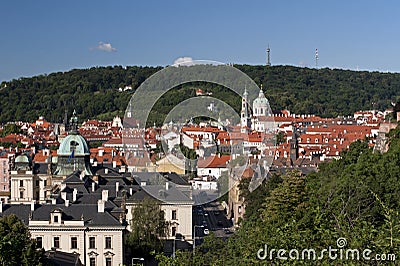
[{"x1": 51, "y1": 209, "x2": 63, "y2": 224}]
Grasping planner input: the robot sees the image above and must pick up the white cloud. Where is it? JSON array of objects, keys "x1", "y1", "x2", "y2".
[
  {"x1": 173, "y1": 56, "x2": 194, "y2": 66},
  {"x1": 94, "y1": 42, "x2": 117, "y2": 52}
]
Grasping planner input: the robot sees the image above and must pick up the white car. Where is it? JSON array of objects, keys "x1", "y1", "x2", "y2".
[{"x1": 204, "y1": 229, "x2": 210, "y2": 235}]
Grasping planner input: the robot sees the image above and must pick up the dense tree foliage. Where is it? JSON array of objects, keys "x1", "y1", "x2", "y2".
[
  {"x1": 0, "y1": 123, "x2": 22, "y2": 137},
  {"x1": 125, "y1": 197, "x2": 169, "y2": 258},
  {"x1": 0, "y1": 214, "x2": 44, "y2": 266},
  {"x1": 1, "y1": 65, "x2": 399, "y2": 125}
]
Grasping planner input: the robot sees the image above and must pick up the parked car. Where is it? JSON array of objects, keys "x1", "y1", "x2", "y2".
[{"x1": 204, "y1": 229, "x2": 210, "y2": 235}]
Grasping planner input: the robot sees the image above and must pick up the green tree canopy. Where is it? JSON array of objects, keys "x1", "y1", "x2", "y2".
[
  {"x1": 0, "y1": 214, "x2": 44, "y2": 266},
  {"x1": 125, "y1": 197, "x2": 169, "y2": 258}
]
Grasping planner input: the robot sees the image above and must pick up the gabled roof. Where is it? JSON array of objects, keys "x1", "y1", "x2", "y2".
[
  {"x1": 198, "y1": 155, "x2": 230, "y2": 168},
  {"x1": 62, "y1": 172, "x2": 85, "y2": 184}
]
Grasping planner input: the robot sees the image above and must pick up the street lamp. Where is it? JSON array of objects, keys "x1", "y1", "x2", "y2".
[
  {"x1": 193, "y1": 225, "x2": 204, "y2": 255},
  {"x1": 173, "y1": 234, "x2": 184, "y2": 259}
]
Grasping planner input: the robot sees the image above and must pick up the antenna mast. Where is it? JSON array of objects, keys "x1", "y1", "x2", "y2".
[
  {"x1": 266, "y1": 45, "x2": 271, "y2": 67},
  {"x1": 315, "y1": 48, "x2": 319, "y2": 68}
]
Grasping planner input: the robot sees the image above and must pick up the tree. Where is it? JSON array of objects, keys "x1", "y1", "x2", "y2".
[
  {"x1": 125, "y1": 197, "x2": 169, "y2": 258},
  {"x1": 0, "y1": 214, "x2": 44, "y2": 266},
  {"x1": 0, "y1": 123, "x2": 21, "y2": 137}
]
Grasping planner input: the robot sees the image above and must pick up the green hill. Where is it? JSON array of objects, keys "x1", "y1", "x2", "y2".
[{"x1": 1, "y1": 65, "x2": 399, "y2": 124}]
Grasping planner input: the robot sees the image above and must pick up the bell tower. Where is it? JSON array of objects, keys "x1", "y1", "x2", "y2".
[{"x1": 241, "y1": 87, "x2": 251, "y2": 133}]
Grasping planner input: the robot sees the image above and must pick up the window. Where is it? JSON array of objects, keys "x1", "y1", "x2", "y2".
[
  {"x1": 71, "y1": 237, "x2": 78, "y2": 249},
  {"x1": 172, "y1": 210, "x2": 177, "y2": 220},
  {"x1": 20, "y1": 191, "x2": 24, "y2": 199},
  {"x1": 54, "y1": 237, "x2": 60, "y2": 248},
  {"x1": 89, "y1": 258, "x2": 96, "y2": 266},
  {"x1": 36, "y1": 237, "x2": 43, "y2": 248},
  {"x1": 89, "y1": 237, "x2": 96, "y2": 249},
  {"x1": 54, "y1": 215, "x2": 58, "y2": 223},
  {"x1": 106, "y1": 258, "x2": 112, "y2": 266},
  {"x1": 171, "y1": 226, "x2": 176, "y2": 237},
  {"x1": 3, "y1": 185, "x2": 5, "y2": 191},
  {"x1": 19, "y1": 180, "x2": 23, "y2": 187},
  {"x1": 105, "y1": 237, "x2": 112, "y2": 249},
  {"x1": 209, "y1": 170, "x2": 211, "y2": 174}
]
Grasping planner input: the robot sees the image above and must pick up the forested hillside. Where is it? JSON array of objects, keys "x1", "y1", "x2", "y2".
[{"x1": 1, "y1": 65, "x2": 400, "y2": 124}]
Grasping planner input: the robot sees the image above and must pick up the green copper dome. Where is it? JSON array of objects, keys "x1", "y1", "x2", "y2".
[
  {"x1": 15, "y1": 153, "x2": 31, "y2": 163},
  {"x1": 58, "y1": 134, "x2": 90, "y2": 156},
  {"x1": 253, "y1": 88, "x2": 268, "y2": 107}
]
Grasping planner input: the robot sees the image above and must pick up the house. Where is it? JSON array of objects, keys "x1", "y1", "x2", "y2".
[{"x1": 197, "y1": 154, "x2": 230, "y2": 179}]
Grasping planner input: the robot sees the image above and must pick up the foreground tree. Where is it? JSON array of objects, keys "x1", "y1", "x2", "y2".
[
  {"x1": 125, "y1": 197, "x2": 169, "y2": 258},
  {"x1": 0, "y1": 214, "x2": 44, "y2": 266}
]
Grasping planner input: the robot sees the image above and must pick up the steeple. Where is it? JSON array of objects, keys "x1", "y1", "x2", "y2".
[
  {"x1": 69, "y1": 109, "x2": 79, "y2": 134},
  {"x1": 240, "y1": 86, "x2": 251, "y2": 133}
]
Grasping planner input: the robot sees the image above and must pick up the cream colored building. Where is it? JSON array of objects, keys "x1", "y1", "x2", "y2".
[{"x1": 156, "y1": 154, "x2": 186, "y2": 175}]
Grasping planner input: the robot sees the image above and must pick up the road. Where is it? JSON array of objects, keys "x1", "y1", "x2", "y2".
[{"x1": 192, "y1": 199, "x2": 234, "y2": 247}]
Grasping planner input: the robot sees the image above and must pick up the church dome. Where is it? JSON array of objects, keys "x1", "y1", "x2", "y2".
[
  {"x1": 58, "y1": 133, "x2": 90, "y2": 156},
  {"x1": 15, "y1": 153, "x2": 31, "y2": 163},
  {"x1": 253, "y1": 88, "x2": 270, "y2": 117},
  {"x1": 253, "y1": 89, "x2": 269, "y2": 107}
]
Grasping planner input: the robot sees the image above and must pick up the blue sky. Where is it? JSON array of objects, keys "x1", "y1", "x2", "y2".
[{"x1": 1, "y1": 0, "x2": 399, "y2": 82}]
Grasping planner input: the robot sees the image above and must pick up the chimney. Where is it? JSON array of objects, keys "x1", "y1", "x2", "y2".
[
  {"x1": 140, "y1": 181, "x2": 146, "y2": 187},
  {"x1": 97, "y1": 200, "x2": 105, "y2": 213},
  {"x1": 129, "y1": 187, "x2": 133, "y2": 196},
  {"x1": 165, "y1": 181, "x2": 169, "y2": 191},
  {"x1": 31, "y1": 201, "x2": 35, "y2": 211},
  {"x1": 116, "y1": 182, "x2": 119, "y2": 194},
  {"x1": 65, "y1": 199, "x2": 69, "y2": 207},
  {"x1": 92, "y1": 182, "x2": 96, "y2": 192},
  {"x1": 0, "y1": 201, "x2": 2, "y2": 213},
  {"x1": 61, "y1": 192, "x2": 67, "y2": 201},
  {"x1": 102, "y1": 190, "x2": 109, "y2": 201},
  {"x1": 104, "y1": 168, "x2": 108, "y2": 174},
  {"x1": 51, "y1": 198, "x2": 56, "y2": 204},
  {"x1": 73, "y1": 188, "x2": 78, "y2": 202},
  {"x1": 99, "y1": 150, "x2": 104, "y2": 157},
  {"x1": 112, "y1": 161, "x2": 117, "y2": 168}
]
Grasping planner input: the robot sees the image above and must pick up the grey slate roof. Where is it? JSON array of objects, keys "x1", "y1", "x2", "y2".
[{"x1": 0, "y1": 204, "x2": 31, "y2": 225}]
